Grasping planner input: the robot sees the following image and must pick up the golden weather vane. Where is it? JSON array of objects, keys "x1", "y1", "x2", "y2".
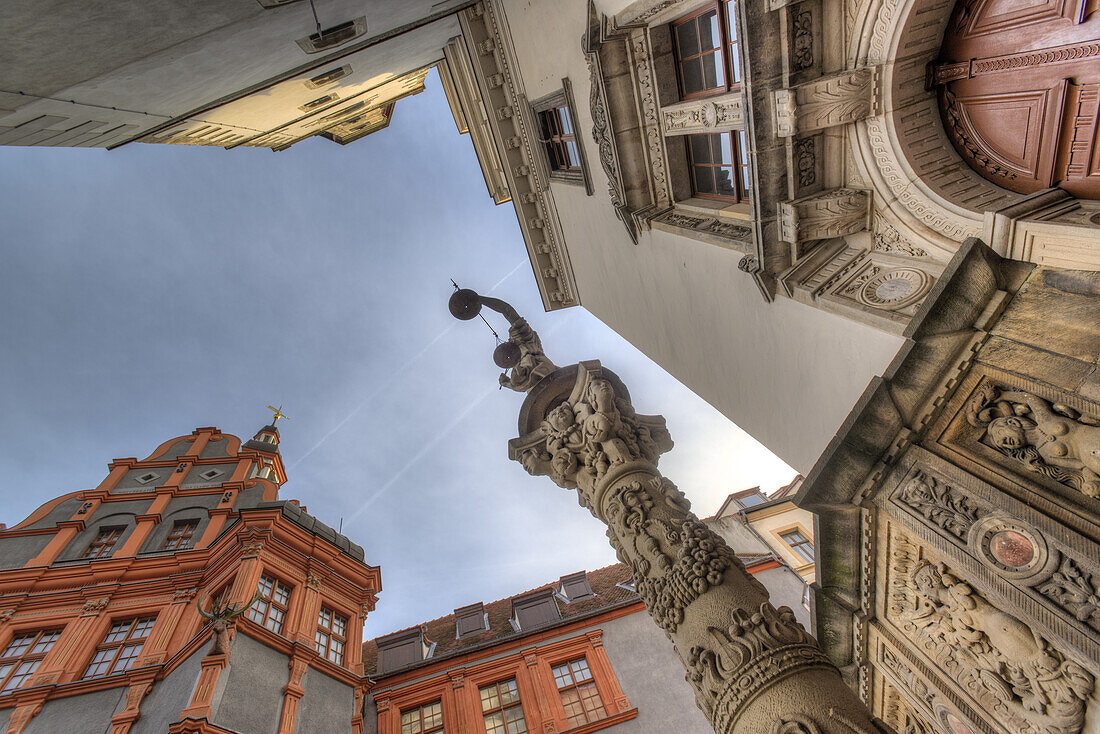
[{"x1": 265, "y1": 405, "x2": 290, "y2": 424}]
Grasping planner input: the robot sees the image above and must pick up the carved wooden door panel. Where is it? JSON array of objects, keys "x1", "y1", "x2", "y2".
[{"x1": 933, "y1": 0, "x2": 1100, "y2": 199}]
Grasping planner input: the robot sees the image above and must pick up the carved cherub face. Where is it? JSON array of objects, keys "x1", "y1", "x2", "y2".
[
  {"x1": 987, "y1": 416, "x2": 1028, "y2": 449},
  {"x1": 911, "y1": 561, "x2": 942, "y2": 597},
  {"x1": 546, "y1": 403, "x2": 576, "y2": 433}
]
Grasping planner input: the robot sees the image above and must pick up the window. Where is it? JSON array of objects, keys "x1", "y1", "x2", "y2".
[
  {"x1": 247, "y1": 574, "x2": 291, "y2": 633},
  {"x1": 82, "y1": 527, "x2": 124, "y2": 559},
  {"x1": 672, "y1": 1, "x2": 740, "y2": 99},
  {"x1": 305, "y1": 65, "x2": 351, "y2": 88},
  {"x1": 480, "y1": 679, "x2": 528, "y2": 734},
  {"x1": 558, "y1": 572, "x2": 594, "y2": 601},
  {"x1": 455, "y1": 602, "x2": 487, "y2": 637},
  {"x1": 781, "y1": 529, "x2": 815, "y2": 564},
  {"x1": 511, "y1": 588, "x2": 561, "y2": 630},
  {"x1": 0, "y1": 630, "x2": 60, "y2": 693},
  {"x1": 315, "y1": 606, "x2": 347, "y2": 665},
  {"x1": 295, "y1": 17, "x2": 367, "y2": 54},
  {"x1": 686, "y1": 130, "x2": 750, "y2": 202},
  {"x1": 84, "y1": 618, "x2": 155, "y2": 678},
  {"x1": 161, "y1": 520, "x2": 198, "y2": 551},
  {"x1": 377, "y1": 628, "x2": 428, "y2": 673},
  {"x1": 736, "y1": 492, "x2": 765, "y2": 508},
  {"x1": 401, "y1": 699, "x2": 444, "y2": 734},
  {"x1": 552, "y1": 657, "x2": 607, "y2": 727},
  {"x1": 538, "y1": 107, "x2": 581, "y2": 172}
]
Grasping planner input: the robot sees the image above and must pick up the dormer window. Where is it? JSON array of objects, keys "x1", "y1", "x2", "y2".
[
  {"x1": 295, "y1": 17, "x2": 367, "y2": 54},
  {"x1": 733, "y1": 488, "x2": 766, "y2": 508},
  {"x1": 510, "y1": 588, "x2": 561, "y2": 630},
  {"x1": 558, "y1": 572, "x2": 594, "y2": 602},
  {"x1": 455, "y1": 602, "x2": 488, "y2": 637},
  {"x1": 376, "y1": 627, "x2": 430, "y2": 674}
]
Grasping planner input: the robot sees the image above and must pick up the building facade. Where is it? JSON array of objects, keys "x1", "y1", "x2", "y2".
[
  {"x1": 0, "y1": 425, "x2": 380, "y2": 734},
  {"x1": 4, "y1": 1, "x2": 1100, "y2": 732},
  {"x1": 706, "y1": 480, "x2": 814, "y2": 627}
]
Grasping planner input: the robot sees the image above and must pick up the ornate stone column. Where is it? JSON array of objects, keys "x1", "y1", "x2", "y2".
[{"x1": 449, "y1": 288, "x2": 892, "y2": 734}]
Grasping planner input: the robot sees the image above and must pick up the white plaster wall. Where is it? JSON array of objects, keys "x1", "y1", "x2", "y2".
[{"x1": 500, "y1": 0, "x2": 904, "y2": 472}]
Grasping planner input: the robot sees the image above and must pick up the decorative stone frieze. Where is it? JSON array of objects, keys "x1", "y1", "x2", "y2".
[
  {"x1": 458, "y1": 1, "x2": 577, "y2": 308},
  {"x1": 451, "y1": 288, "x2": 889, "y2": 734},
  {"x1": 773, "y1": 68, "x2": 880, "y2": 138},
  {"x1": 650, "y1": 209, "x2": 753, "y2": 250},
  {"x1": 583, "y1": 6, "x2": 672, "y2": 243},
  {"x1": 894, "y1": 472, "x2": 980, "y2": 543},
  {"x1": 661, "y1": 93, "x2": 745, "y2": 136}
]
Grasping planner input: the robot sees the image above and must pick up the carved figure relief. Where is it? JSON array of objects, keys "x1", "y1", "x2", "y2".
[
  {"x1": 966, "y1": 383, "x2": 1100, "y2": 498},
  {"x1": 908, "y1": 560, "x2": 1094, "y2": 734},
  {"x1": 872, "y1": 219, "x2": 929, "y2": 258}
]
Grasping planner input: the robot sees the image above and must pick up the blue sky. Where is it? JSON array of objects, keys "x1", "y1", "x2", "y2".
[{"x1": 0, "y1": 68, "x2": 795, "y2": 637}]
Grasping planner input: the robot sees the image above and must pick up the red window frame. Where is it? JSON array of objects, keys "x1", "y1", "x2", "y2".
[
  {"x1": 551, "y1": 657, "x2": 608, "y2": 728},
  {"x1": 315, "y1": 606, "x2": 348, "y2": 665},
  {"x1": 0, "y1": 630, "x2": 61, "y2": 693},
  {"x1": 672, "y1": 1, "x2": 741, "y2": 100},
  {"x1": 247, "y1": 574, "x2": 291, "y2": 634},
  {"x1": 400, "y1": 699, "x2": 444, "y2": 734},
  {"x1": 686, "y1": 130, "x2": 751, "y2": 202},
  {"x1": 479, "y1": 678, "x2": 529, "y2": 734},
  {"x1": 83, "y1": 617, "x2": 155, "y2": 679}
]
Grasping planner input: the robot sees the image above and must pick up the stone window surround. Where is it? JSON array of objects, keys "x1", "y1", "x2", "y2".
[
  {"x1": 372, "y1": 632, "x2": 636, "y2": 734},
  {"x1": 771, "y1": 521, "x2": 814, "y2": 569},
  {"x1": 530, "y1": 80, "x2": 594, "y2": 195}
]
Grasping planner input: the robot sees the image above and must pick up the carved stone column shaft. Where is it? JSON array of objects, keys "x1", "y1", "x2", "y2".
[{"x1": 451, "y1": 290, "x2": 891, "y2": 734}]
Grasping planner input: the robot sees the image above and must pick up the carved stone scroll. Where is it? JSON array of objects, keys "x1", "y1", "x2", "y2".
[
  {"x1": 773, "y1": 67, "x2": 881, "y2": 138},
  {"x1": 778, "y1": 188, "x2": 871, "y2": 245}
]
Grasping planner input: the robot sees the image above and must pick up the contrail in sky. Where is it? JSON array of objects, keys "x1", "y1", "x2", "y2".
[
  {"x1": 288, "y1": 259, "x2": 526, "y2": 471},
  {"x1": 345, "y1": 383, "x2": 497, "y2": 522},
  {"x1": 345, "y1": 316, "x2": 574, "y2": 521}
]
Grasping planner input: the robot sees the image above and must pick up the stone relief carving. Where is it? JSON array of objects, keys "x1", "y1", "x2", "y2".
[
  {"x1": 686, "y1": 602, "x2": 834, "y2": 727},
  {"x1": 661, "y1": 96, "x2": 744, "y2": 135},
  {"x1": 908, "y1": 560, "x2": 1094, "y2": 734},
  {"x1": 1037, "y1": 556, "x2": 1100, "y2": 632},
  {"x1": 792, "y1": 9, "x2": 815, "y2": 70},
  {"x1": 872, "y1": 219, "x2": 929, "y2": 258},
  {"x1": 794, "y1": 137, "x2": 816, "y2": 188},
  {"x1": 774, "y1": 68, "x2": 881, "y2": 138},
  {"x1": 965, "y1": 383, "x2": 1100, "y2": 498},
  {"x1": 896, "y1": 472, "x2": 981, "y2": 541},
  {"x1": 779, "y1": 188, "x2": 870, "y2": 244},
  {"x1": 629, "y1": 30, "x2": 672, "y2": 209},
  {"x1": 652, "y1": 209, "x2": 753, "y2": 242}
]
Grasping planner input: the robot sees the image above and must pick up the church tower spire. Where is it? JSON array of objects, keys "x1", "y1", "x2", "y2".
[{"x1": 242, "y1": 407, "x2": 288, "y2": 485}]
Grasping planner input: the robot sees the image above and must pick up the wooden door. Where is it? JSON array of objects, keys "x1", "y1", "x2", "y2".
[{"x1": 932, "y1": 0, "x2": 1100, "y2": 199}]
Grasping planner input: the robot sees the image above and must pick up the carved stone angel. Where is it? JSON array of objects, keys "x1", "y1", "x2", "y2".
[{"x1": 967, "y1": 384, "x2": 1100, "y2": 497}]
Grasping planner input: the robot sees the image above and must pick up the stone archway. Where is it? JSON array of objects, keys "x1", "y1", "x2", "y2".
[{"x1": 848, "y1": 0, "x2": 1025, "y2": 255}]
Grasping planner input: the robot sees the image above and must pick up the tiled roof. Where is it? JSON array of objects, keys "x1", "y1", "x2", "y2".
[{"x1": 363, "y1": 563, "x2": 639, "y2": 678}]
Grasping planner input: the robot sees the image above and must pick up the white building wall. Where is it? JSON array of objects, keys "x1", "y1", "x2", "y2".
[{"x1": 498, "y1": 0, "x2": 903, "y2": 472}]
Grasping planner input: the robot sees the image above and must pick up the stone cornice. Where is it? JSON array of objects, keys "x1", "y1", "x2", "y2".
[{"x1": 457, "y1": 1, "x2": 578, "y2": 310}]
